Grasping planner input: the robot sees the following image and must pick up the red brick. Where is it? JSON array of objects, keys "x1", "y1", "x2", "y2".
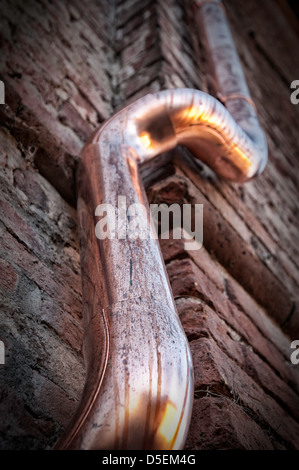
[
  {"x1": 0, "y1": 258, "x2": 18, "y2": 294},
  {"x1": 0, "y1": 226, "x2": 82, "y2": 323},
  {"x1": 0, "y1": 384, "x2": 51, "y2": 449},
  {"x1": 41, "y1": 297, "x2": 83, "y2": 353},
  {"x1": 151, "y1": 172, "x2": 299, "y2": 335},
  {"x1": 177, "y1": 297, "x2": 299, "y2": 421},
  {"x1": 31, "y1": 370, "x2": 80, "y2": 427},
  {"x1": 190, "y1": 337, "x2": 299, "y2": 449},
  {"x1": 0, "y1": 94, "x2": 76, "y2": 206},
  {"x1": 168, "y1": 257, "x2": 299, "y2": 392},
  {"x1": 13, "y1": 168, "x2": 49, "y2": 213},
  {"x1": 0, "y1": 198, "x2": 46, "y2": 257},
  {"x1": 185, "y1": 397, "x2": 276, "y2": 450}
]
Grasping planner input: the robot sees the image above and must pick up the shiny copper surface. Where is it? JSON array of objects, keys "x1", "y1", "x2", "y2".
[{"x1": 55, "y1": 0, "x2": 267, "y2": 451}]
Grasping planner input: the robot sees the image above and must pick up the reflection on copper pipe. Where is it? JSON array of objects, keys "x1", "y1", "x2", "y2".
[{"x1": 54, "y1": 0, "x2": 267, "y2": 450}]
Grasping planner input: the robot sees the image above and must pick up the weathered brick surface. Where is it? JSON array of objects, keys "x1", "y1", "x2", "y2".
[
  {"x1": 0, "y1": 0, "x2": 299, "y2": 451},
  {"x1": 165, "y1": 255, "x2": 299, "y2": 389},
  {"x1": 177, "y1": 298, "x2": 299, "y2": 423},
  {"x1": 185, "y1": 397, "x2": 276, "y2": 450},
  {"x1": 0, "y1": 258, "x2": 18, "y2": 294},
  {"x1": 0, "y1": 127, "x2": 85, "y2": 447},
  {"x1": 149, "y1": 168, "x2": 299, "y2": 337},
  {"x1": 189, "y1": 337, "x2": 299, "y2": 449}
]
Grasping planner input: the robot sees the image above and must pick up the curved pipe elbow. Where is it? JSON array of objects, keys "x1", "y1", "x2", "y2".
[
  {"x1": 155, "y1": 89, "x2": 268, "y2": 181},
  {"x1": 91, "y1": 88, "x2": 267, "y2": 183}
]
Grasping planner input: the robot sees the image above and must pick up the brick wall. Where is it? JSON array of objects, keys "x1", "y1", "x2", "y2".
[{"x1": 0, "y1": 0, "x2": 299, "y2": 450}]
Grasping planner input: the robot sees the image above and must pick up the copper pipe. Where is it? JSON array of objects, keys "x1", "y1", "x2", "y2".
[
  {"x1": 54, "y1": 0, "x2": 267, "y2": 451},
  {"x1": 193, "y1": 0, "x2": 267, "y2": 173}
]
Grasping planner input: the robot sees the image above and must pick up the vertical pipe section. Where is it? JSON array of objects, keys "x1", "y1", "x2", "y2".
[
  {"x1": 56, "y1": 99, "x2": 193, "y2": 450},
  {"x1": 194, "y1": 0, "x2": 267, "y2": 173}
]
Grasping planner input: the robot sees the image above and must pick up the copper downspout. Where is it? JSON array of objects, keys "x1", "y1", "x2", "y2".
[{"x1": 55, "y1": 0, "x2": 267, "y2": 450}]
